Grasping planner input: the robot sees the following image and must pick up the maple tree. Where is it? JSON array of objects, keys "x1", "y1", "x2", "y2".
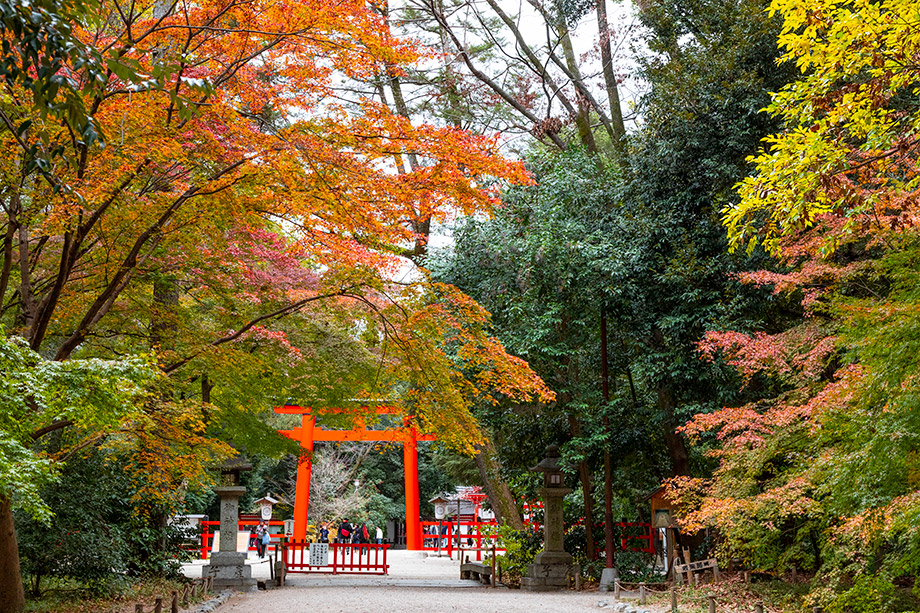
[
  {"x1": 667, "y1": 0, "x2": 920, "y2": 597},
  {"x1": 0, "y1": 0, "x2": 558, "y2": 608},
  {"x1": 726, "y1": 0, "x2": 920, "y2": 256}
]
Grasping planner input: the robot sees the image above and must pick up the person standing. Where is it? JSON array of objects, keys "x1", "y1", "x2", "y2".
[
  {"x1": 261, "y1": 524, "x2": 271, "y2": 558},
  {"x1": 255, "y1": 520, "x2": 268, "y2": 558},
  {"x1": 319, "y1": 522, "x2": 329, "y2": 543},
  {"x1": 375, "y1": 524, "x2": 383, "y2": 545},
  {"x1": 337, "y1": 517, "x2": 353, "y2": 543}
]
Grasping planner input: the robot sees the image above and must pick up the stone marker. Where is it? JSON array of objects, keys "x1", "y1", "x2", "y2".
[
  {"x1": 522, "y1": 445, "x2": 574, "y2": 592},
  {"x1": 203, "y1": 457, "x2": 256, "y2": 590}
]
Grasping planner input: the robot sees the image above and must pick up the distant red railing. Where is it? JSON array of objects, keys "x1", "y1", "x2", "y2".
[
  {"x1": 614, "y1": 522, "x2": 654, "y2": 554},
  {"x1": 197, "y1": 520, "x2": 286, "y2": 560},
  {"x1": 420, "y1": 520, "x2": 505, "y2": 561},
  {"x1": 283, "y1": 540, "x2": 389, "y2": 574}
]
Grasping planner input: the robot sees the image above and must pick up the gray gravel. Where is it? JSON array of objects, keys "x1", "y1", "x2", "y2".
[{"x1": 214, "y1": 585, "x2": 668, "y2": 612}]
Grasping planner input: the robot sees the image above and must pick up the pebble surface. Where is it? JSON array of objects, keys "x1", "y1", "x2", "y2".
[{"x1": 213, "y1": 586, "x2": 669, "y2": 612}]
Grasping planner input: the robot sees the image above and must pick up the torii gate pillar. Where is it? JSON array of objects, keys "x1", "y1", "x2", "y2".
[
  {"x1": 403, "y1": 427, "x2": 422, "y2": 550},
  {"x1": 291, "y1": 414, "x2": 315, "y2": 542},
  {"x1": 277, "y1": 406, "x2": 430, "y2": 550}
]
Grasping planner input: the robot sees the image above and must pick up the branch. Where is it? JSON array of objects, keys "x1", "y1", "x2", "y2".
[
  {"x1": 427, "y1": 0, "x2": 567, "y2": 150},
  {"x1": 161, "y1": 288, "x2": 357, "y2": 374},
  {"x1": 54, "y1": 156, "x2": 255, "y2": 360},
  {"x1": 31, "y1": 419, "x2": 74, "y2": 440}
]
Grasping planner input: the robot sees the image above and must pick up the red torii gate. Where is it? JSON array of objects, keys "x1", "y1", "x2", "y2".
[{"x1": 275, "y1": 405, "x2": 435, "y2": 550}]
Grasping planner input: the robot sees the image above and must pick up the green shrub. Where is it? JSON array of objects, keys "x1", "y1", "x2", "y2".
[
  {"x1": 17, "y1": 449, "x2": 192, "y2": 597},
  {"x1": 494, "y1": 527, "x2": 542, "y2": 588},
  {"x1": 828, "y1": 576, "x2": 897, "y2": 613}
]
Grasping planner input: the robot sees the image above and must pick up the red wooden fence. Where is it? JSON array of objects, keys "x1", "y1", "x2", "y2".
[
  {"x1": 283, "y1": 540, "x2": 389, "y2": 574},
  {"x1": 420, "y1": 520, "x2": 505, "y2": 561},
  {"x1": 196, "y1": 519, "x2": 286, "y2": 560}
]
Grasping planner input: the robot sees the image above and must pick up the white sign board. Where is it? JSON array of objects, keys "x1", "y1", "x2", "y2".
[
  {"x1": 309, "y1": 542, "x2": 329, "y2": 567},
  {"x1": 283, "y1": 519, "x2": 294, "y2": 536},
  {"x1": 260, "y1": 501, "x2": 273, "y2": 520}
]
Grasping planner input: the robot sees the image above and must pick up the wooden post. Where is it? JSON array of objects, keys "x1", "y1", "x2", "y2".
[
  {"x1": 708, "y1": 595, "x2": 716, "y2": 613},
  {"x1": 154, "y1": 597, "x2": 162, "y2": 613},
  {"x1": 670, "y1": 587, "x2": 677, "y2": 611},
  {"x1": 614, "y1": 580, "x2": 620, "y2": 600},
  {"x1": 171, "y1": 591, "x2": 178, "y2": 613},
  {"x1": 713, "y1": 565, "x2": 720, "y2": 583},
  {"x1": 191, "y1": 583, "x2": 198, "y2": 599},
  {"x1": 754, "y1": 603, "x2": 764, "y2": 613},
  {"x1": 744, "y1": 571, "x2": 751, "y2": 583},
  {"x1": 182, "y1": 584, "x2": 189, "y2": 605},
  {"x1": 640, "y1": 583, "x2": 647, "y2": 605},
  {"x1": 490, "y1": 542, "x2": 496, "y2": 588}
]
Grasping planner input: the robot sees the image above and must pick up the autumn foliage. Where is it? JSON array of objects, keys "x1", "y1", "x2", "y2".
[
  {"x1": 0, "y1": 0, "x2": 553, "y2": 575},
  {"x1": 669, "y1": 0, "x2": 920, "y2": 586}
]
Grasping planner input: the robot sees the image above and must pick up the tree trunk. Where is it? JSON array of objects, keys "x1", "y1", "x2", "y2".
[
  {"x1": 0, "y1": 495, "x2": 25, "y2": 613},
  {"x1": 568, "y1": 415, "x2": 595, "y2": 560},
  {"x1": 658, "y1": 384, "x2": 690, "y2": 476},
  {"x1": 600, "y1": 310, "x2": 615, "y2": 567},
  {"x1": 151, "y1": 275, "x2": 179, "y2": 351},
  {"x1": 473, "y1": 438, "x2": 524, "y2": 530},
  {"x1": 557, "y1": 21, "x2": 598, "y2": 154},
  {"x1": 595, "y1": 0, "x2": 626, "y2": 146}
]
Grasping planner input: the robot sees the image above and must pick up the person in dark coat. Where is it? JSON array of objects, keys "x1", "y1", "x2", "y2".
[{"x1": 337, "y1": 518, "x2": 353, "y2": 543}]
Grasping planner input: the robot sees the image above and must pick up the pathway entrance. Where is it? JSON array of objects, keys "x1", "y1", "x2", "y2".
[
  {"x1": 208, "y1": 578, "x2": 662, "y2": 613},
  {"x1": 182, "y1": 550, "x2": 476, "y2": 588},
  {"x1": 275, "y1": 404, "x2": 435, "y2": 549}
]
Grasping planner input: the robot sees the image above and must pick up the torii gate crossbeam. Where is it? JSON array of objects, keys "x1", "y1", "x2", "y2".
[{"x1": 275, "y1": 405, "x2": 435, "y2": 550}]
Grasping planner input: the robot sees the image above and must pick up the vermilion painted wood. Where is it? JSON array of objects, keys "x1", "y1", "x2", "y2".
[
  {"x1": 283, "y1": 541, "x2": 390, "y2": 574},
  {"x1": 275, "y1": 405, "x2": 434, "y2": 548}
]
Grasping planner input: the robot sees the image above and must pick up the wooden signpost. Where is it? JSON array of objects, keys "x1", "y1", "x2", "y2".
[{"x1": 673, "y1": 558, "x2": 720, "y2": 585}]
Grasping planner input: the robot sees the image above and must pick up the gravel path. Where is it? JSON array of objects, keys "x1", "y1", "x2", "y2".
[
  {"x1": 215, "y1": 585, "x2": 668, "y2": 612},
  {"x1": 183, "y1": 550, "x2": 669, "y2": 612}
]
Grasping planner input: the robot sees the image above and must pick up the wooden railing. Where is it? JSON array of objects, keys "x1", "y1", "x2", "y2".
[
  {"x1": 196, "y1": 519, "x2": 287, "y2": 560},
  {"x1": 131, "y1": 577, "x2": 213, "y2": 613},
  {"x1": 283, "y1": 540, "x2": 389, "y2": 575},
  {"x1": 420, "y1": 520, "x2": 505, "y2": 561}
]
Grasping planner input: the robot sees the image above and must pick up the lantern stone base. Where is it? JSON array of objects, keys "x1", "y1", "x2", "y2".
[
  {"x1": 521, "y1": 551, "x2": 574, "y2": 592},
  {"x1": 599, "y1": 567, "x2": 618, "y2": 591},
  {"x1": 203, "y1": 552, "x2": 256, "y2": 590}
]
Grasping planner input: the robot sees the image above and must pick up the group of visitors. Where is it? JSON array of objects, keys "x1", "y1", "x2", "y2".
[{"x1": 317, "y1": 518, "x2": 384, "y2": 544}]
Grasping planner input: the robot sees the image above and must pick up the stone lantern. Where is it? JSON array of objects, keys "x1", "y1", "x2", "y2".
[
  {"x1": 522, "y1": 445, "x2": 574, "y2": 591},
  {"x1": 204, "y1": 456, "x2": 256, "y2": 589}
]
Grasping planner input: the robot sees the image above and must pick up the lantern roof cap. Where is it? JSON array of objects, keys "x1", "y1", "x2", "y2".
[
  {"x1": 220, "y1": 456, "x2": 252, "y2": 474},
  {"x1": 531, "y1": 444, "x2": 562, "y2": 473}
]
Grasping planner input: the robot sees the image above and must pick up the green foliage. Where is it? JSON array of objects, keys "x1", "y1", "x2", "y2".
[
  {"x1": 16, "y1": 448, "x2": 192, "y2": 597},
  {"x1": 0, "y1": 0, "x2": 106, "y2": 157},
  {"x1": 0, "y1": 332, "x2": 154, "y2": 519},
  {"x1": 494, "y1": 526, "x2": 543, "y2": 588},
  {"x1": 613, "y1": 550, "x2": 663, "y2": 584},
  {"x1": 827, "y1": 576, "x2": 897, "y2": 613}
]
